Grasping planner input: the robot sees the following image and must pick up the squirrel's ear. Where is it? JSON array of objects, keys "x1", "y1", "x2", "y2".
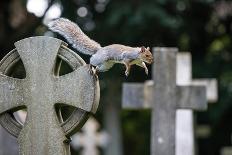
[
  {"x1": 146, "y1": 47, "x2": 150, "y2": 51},
  {"x1": 141, "y1": 46, "x2": 146, "y2": 53}
]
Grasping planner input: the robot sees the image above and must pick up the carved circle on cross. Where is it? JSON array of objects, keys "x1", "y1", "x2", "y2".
[{"x1": 0, "y1": 36, "x2": 100, "y2": 138}]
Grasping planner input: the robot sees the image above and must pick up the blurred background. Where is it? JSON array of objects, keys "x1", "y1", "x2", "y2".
[{"x1": 0, "y1": 0, "x2": 231, "y2": 155}]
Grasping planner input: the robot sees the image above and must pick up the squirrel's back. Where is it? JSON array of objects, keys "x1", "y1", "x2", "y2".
[{"x1": 48, "y1": 18, "x2": 101, "y2": 55}]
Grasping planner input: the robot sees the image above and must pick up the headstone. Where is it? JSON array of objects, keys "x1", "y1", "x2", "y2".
[
  {"x1": 0, "y1": 37, "x2": 100, "y2": 155},
  {"x1": 122, "y1": 47, "x2": 207, "y2": 155},
  {"x1": 176, "y1": 52, "x2": 218, "y2": 155},
  {"x1": 71, "y1": 117, "x2": 109, "y2": 155},
  {"x1": 175, "y1": 53, "x2": 194, "y2": 155}
]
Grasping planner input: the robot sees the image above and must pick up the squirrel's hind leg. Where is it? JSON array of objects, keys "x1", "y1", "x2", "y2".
[{"x1": 124, "y1": 62, "x2": 131, "y2": 76}]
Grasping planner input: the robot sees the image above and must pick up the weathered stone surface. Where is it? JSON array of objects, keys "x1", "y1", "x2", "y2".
[
  {"x1": 122, "y1": 48, "x2": 207, "y2": 155},
  {"x1": 0, "y1": 45, "x2": 99, "y2": 138},
  {"x1": 151, "y1": 47, "x2": 178, "y2": 155},
  {"x1": 191, "y1": 79, "x2": 218, "y2": 103},
  {"x1": 0, "y1": 36, "x2": 100, "y2": 155},
  {"x1": 122, "y1": 83, "x2": 146, "y2": 109}
]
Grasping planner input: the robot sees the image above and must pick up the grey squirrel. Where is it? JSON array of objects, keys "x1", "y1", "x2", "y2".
[{"x1": 48, "y1": 18, "x2": 153, "y2": 76}]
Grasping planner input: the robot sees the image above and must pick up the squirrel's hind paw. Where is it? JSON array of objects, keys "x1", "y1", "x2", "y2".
[
  {"x1": 89, "y1": 64, "x2": 99, "y2": 75},
  {"x1": 88, "y1": 65, "x2": 96, "y2": 75},
  {"x1": 87, "y1": 65, "x2": 98, "y2": 80}
]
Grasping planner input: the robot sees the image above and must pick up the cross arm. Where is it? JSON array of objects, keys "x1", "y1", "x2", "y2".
[
  {"x1": 176, "y1": 86, "x2": 207, "y2": 111},
  {"x1": 191, "y1": 79, "x2": 218, "y2": 103},
  {"x1": 122, "y1": 81, "x2": 153, "y2": 109},
  {"x1": 0, "y1": 74, "x2": 25, "y2": 114},
  {"x1": 54, "y1": 65, "x2": 99, "y2": 113},
  {"x1": 123, "y1": 81, "x2": 208, "y2": 111}
]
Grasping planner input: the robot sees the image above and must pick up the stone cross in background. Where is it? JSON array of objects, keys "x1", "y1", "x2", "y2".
[
  {"x1": 122, "y1": 47, "x2": 207, "y2": 155},
  {"x1": 71, "y1": 117, "x2": 109, "y2": 155},
  {"x1": 176, "y1": 52, "x2": 218, "y2": 155}
]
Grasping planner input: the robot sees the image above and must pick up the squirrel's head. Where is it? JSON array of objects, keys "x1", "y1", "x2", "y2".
[{"x1": 139, "y1": 46, "x2": 153, "y2": 64}]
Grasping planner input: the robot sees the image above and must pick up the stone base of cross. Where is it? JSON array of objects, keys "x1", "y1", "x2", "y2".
[{"x1": 122, "y1": 47, "x2": 208, "y2": 155}]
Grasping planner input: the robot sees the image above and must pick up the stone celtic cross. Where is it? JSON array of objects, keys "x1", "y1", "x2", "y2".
[
  {"x1": 122, "y1": 47, "x2": 207, "y2": 155},
  {"x1": 0, "y1": 37, "x2": 100, "y2": 155}
]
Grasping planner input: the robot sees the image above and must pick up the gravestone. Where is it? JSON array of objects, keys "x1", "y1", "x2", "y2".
[
  {"x1": 0, "y1": 36, "x2": 100, "y2": 155},
  {"x1": 176, "y1": 52, "x2": 218, "y2": 155},
  {"x1": 122, "y1": 47, "x2": 207, "y2": 155},
  {"x1": 71, "y1": 117, "x2": 109, "y2": 155}
]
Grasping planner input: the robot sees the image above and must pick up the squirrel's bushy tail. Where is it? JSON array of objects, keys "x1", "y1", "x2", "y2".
[{"x1": 48, "y1": 18, "x2": 101, "y2": 55}]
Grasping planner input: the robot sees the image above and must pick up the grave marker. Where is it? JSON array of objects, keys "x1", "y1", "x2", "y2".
[
  {"x1": 122, "y1": 47, "x2": 207, "y2": 155},
  {"x1": 0, "y1": 37, "x2": 100, "y2": 155},
  {"x1": 176, "y1": 52, "x2": 218, "y2": 155},
  {"x1": 71, "y1": 117, "x2": 109, "y2": 155}
]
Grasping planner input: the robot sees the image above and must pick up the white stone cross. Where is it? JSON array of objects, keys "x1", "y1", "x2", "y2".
[
  {"x1": 122, "y1": 47, "x2": 207, "y2": 155},
  {"x1": 71, "y1": 117, "x2": 109, "y2": 155},
  {"x1": 176, "y1": 52, "x2": 218, "y2": 155}
]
